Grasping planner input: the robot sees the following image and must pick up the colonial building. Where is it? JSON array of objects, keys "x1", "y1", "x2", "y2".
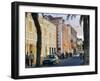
[{"x1": 25, "y1": 13, "x2": 57, "y2": 65}]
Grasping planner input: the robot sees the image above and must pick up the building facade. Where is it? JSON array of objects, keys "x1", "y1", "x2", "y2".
[
  {"x1": 46, "y1": 15, "x2": 77, "y2": 56},
  {"x1": 25, "y1": 13, "x2": 78, "y2": 66},
  {"x1": 62, "y1": 24, "x2": 77, "y2": 55},
  {"x1": 25, "y1": 13, "x2": 57, "y2": 65},
  {"x1": 46, "y1": 16, "x2": 64, "y2": 55}
]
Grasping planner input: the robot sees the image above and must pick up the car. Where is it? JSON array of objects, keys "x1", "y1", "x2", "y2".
[
  {"x1": 43, "y1": 54, "x2": 60, "y2": 65},
  {"x1": 73, "y1": 53, "x2": 80, "y2": 57}
]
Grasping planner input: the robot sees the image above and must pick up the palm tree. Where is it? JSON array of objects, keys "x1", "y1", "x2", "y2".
[
  {"x1": 66, "y1": 15, "x2": 90, "y2": 65},
  {"x1": 31, "y1": 13, "x2": 42, "y2": 67},
  {"x1": 80, "y1": 15, "x2": 89, "y2": 65}
]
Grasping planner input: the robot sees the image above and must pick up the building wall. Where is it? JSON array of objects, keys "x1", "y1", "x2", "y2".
[
  {"x1": 25, "y1": 13, "x2": 37, "y2": 64},
  {"x1": 25, "y1": 13, "x2": 57, "y2": 65},
  {"x1": 67, "y1": 25, "x2": 77, "y2": 54},
  {"x1": 62, "y1": 24, "x2": 69, "y2": 54},
  {"x1": 48, "y1": 18, "x2": 63, "y2": 54},
  {"x1": 40, "y1": 15, "x2": 77, "y2": 56},
  {"x1": 62, "y1": 24, "x2": 77, "y2": 55}
]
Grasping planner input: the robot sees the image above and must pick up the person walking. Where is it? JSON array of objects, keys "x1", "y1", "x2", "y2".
[
  {"x1": 29, "y1": 51, "x2": 34, "y2": 67},
  {"x1": 25, "y1": 52, "x2": 29, "y2": 67},
  {"x1": 65, "y1": 52, "x2": 68, "y2": 58}
]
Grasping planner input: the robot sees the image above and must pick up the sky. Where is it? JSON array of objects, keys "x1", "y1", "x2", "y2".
[{"x1": 43, "y1": 13, "x2": 84, "y2": 40}]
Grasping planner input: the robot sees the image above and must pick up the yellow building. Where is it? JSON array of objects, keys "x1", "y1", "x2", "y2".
[{"x1": 25, "y1": 13, "x2": 57, "y2": 65}]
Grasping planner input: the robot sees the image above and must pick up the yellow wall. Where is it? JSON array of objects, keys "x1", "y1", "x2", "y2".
[{"x1": 25, "y1": 13, "x2": 57, "y2": 65}]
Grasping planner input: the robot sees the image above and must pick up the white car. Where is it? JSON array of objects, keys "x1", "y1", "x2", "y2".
[
  {"x1": 73, "y1": 53, "x2": 80, "y2": 57},
  {"x1": 43, "y1": 54, "x2": 60, "y2": 65}
]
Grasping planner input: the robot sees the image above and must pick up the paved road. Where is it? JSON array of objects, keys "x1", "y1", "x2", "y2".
[
  {"x1": 56, "y1": 57, "x2": 84, "y2": 66},
  {"x1": 26, "y1": 56, "x2": 84, "y2": 68}
]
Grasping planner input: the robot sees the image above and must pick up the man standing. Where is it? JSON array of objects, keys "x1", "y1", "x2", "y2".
[
  {"x1": 25, "y1": 52, "x2": 29, "y2": 67},
  {"x1": 29, "y1": 51, "x2": 34, "y2": 67}
]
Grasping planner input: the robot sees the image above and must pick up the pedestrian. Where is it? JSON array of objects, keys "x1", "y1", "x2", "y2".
[
  {"x1": 80, "y1": 53, "x2": 82, "y2": 59},
  {"x1": 65, "y1": 52, "x2": 68, "y2": 58},
  {"x1": 69, "y1": 52, "x2": 71, "y2": 57},
  {"x1": 62, "y1": 53, "x2": 64, "y2": 59},
  {"x1": 25, "y1": 52, "x2": 29, "y2": 67},
  {"x1": 29, "y1": 51, "x2": 34, "y2": 67}
]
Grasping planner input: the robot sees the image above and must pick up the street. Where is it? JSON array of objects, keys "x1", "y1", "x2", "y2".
[
  {"x1": 26, "y1": 56, "x2": 84, "y2": 68},
  {"x1": 56, "y1": 57, "x2": 84, "y2": 66}
]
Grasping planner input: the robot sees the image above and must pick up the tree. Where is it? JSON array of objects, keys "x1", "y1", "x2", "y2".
[
  {"x1": 80, "y1": 15, "x2": 89, "y2": 65},
  {"x1": 31, "y1": 13, "x2": 42, "y2": 67},
  {"x1": 66, "y1": 15, "x2": 90, "y2": 64}
]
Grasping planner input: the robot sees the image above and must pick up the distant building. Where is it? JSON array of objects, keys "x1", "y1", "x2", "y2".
[
  {"x1": 25, "y1": 13, "x2": 57, "y2": 65},
  {"x1": 45, "y1": 16, "x2": 64, "y2": 55},
  {"x1": 77, "y1": 38, "x2": 84, "y2": 53},
  {"x1": 46, "y1": 15, "x2": 77, "y2": 55},
  {"x1": 62, "y1": 24, "x2": 77, "y2": 55}
]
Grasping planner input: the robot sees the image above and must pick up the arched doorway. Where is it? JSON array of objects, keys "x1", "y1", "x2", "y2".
[{"x1": 29, "y1": 44, "x2": 36, "y2": 65}]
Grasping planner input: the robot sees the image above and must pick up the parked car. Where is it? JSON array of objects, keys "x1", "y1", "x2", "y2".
[
  {"x1": 73, "y1": 53, "x2": 80, "y2": 57},
  {"x1": 43, "y1": 54, "x2": 60, "y2": 65}
]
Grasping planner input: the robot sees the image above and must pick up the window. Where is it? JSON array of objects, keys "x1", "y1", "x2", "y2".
[{"x1": 29, "y1": 21, "x2": 32, "y2": 32}]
